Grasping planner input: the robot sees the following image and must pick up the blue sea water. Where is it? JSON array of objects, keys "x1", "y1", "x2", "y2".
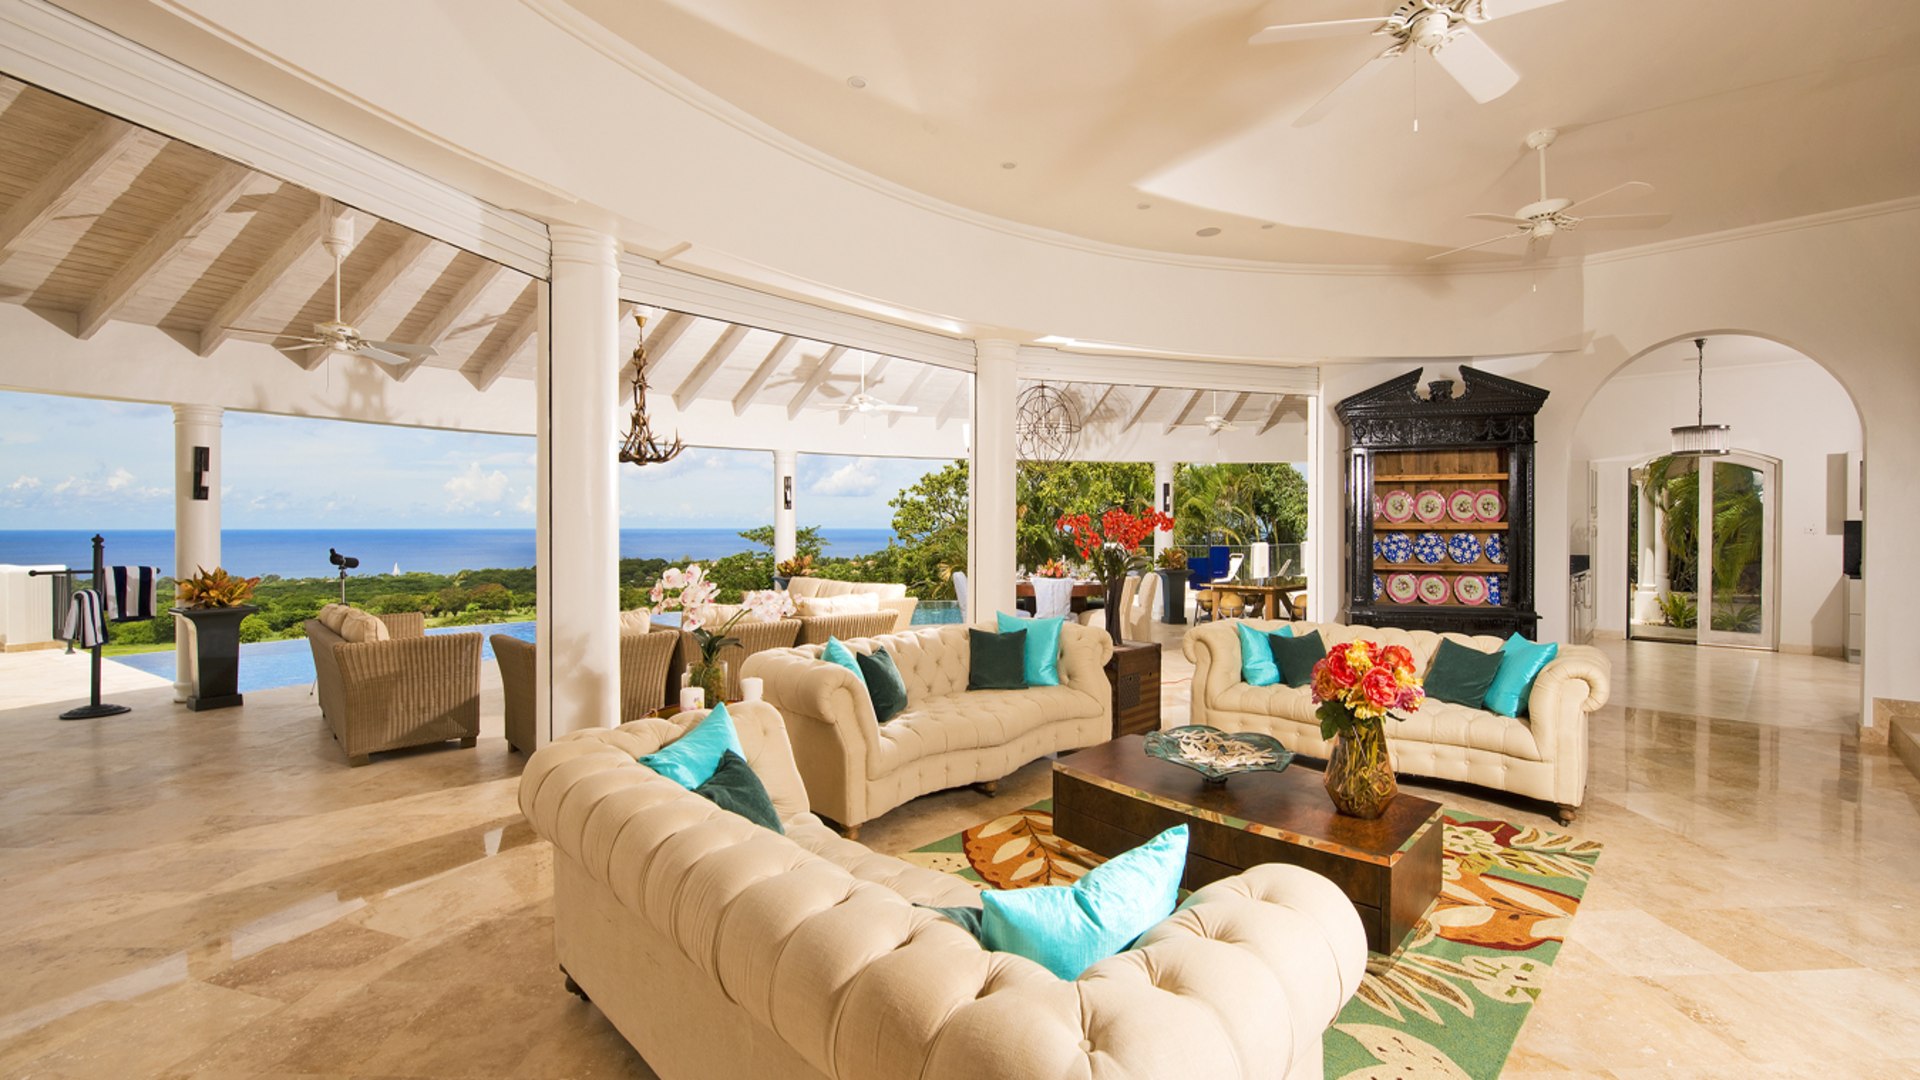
[{"x1": 0, "y1": 527, "x2": 894, "y2": 580}]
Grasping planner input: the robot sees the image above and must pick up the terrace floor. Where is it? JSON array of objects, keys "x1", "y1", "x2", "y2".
[{"x1": 0, "y1": 630, "x2": 1915, "y2": 1077}]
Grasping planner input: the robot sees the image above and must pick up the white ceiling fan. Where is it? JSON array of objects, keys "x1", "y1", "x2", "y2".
[
  {"x1": 1252, "y1": 0, "x2": 1574, "y2": 126},
  {"x1": 223, "y1": 216, "x2": 436, "y2": 375},
  {"x1": 1428, "y1": 128, "x2": 1672, "y2": 262},
  {"x1": 1177, "y1": 391, "x2": 1241, "y2": 434},
  {"x1": 829, "y1": 355, "x2": 917, "y2": 415}
]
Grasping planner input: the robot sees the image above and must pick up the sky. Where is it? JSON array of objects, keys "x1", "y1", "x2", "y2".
[{"x1": 0, "y1": 390, "x2": 946, "y2": 531}]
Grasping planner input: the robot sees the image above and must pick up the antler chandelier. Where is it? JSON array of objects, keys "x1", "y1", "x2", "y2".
[{"x1": 619, "y1": 313, "x2": 684, "y2": 467}]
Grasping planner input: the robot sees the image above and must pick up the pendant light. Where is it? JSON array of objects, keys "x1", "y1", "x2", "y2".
[{"x1": 1669, "y1": 337, "x2": 1730, "y2": 457}]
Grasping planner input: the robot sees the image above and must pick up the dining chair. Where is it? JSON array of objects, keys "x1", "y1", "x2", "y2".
[
  {"x1": 1030, "y1": 576, "x2": 1076, "y2": 621},
  {"x1": 1194, "y1": 552, "x2": 1246, "y2": 623}
]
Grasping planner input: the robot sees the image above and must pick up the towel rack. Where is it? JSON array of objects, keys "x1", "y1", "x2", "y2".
[{"x1": 28, "y1": 534, "x2": 131, "y2": 720}]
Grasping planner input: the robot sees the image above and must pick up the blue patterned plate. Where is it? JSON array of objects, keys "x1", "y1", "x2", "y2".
[
  {"x1": 1413, "y1": 531, "x2": 1447, "y2": 565},
  {"x1": 1447, "y1": 532, "x2": 1482, "y2": 565},
  {"x1": 1380, "y1": 532, "x2": 1414, "y2": 564},
  {"x1": 1487, "y1": 574, "x2": 1505, "y2": 606},
  {"x1": 1484, "y1": 532, "x2": 1507, "y2": 565},
  {"x1": 1373, "y1": 574, "x2": 1384, "y2": 601}
]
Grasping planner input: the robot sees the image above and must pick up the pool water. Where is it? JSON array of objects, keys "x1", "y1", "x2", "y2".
[{"x1": 110, "y1": 604, "x2": 963, "y2": 693}]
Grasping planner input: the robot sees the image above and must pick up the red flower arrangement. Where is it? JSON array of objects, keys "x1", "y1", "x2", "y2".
[
  {"x1": 1311, "y1": 640, "x2": 1425, "y2": 737},
  {"x1": 1055, "y1": 507, "x2": 1175, "y2": 584}
]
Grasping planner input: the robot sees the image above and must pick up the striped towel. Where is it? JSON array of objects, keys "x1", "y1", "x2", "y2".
[
  {"x1": 106, "y1": 565, "x2": 161, "y2": 622},
  {"x1": 63, "y1": 589, "x2": 107, "y2": 649}
]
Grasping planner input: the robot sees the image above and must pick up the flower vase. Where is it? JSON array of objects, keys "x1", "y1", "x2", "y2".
[
  {"x1": 1325, "y1": 718, "x2": 1397, "y2": 819},
  {"x1": 1102, "y1": 576, "x2": 1125, "y2": 643},
  {"x1": 689, "y1": 659, "x2": 728, "y2": 705}
]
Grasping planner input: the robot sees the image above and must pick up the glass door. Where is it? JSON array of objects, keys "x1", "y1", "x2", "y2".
[{"x1": 1697, "y1": 452, "x2": 1779, "y2": 649}]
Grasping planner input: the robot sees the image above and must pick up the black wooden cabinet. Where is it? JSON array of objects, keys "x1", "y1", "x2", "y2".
[{"x1": 1336, "y1": 368, "x2": 1547, "y2": 640}]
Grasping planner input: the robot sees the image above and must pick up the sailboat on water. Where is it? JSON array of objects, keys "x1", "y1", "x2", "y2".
[{"x1": 392, "y1": 562, "x2": 401, "y2": 576}]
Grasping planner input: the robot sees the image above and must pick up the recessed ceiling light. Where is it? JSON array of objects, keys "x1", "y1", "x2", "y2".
[
  {"x1": 1196, "y1": 227, "x2": 1222, "y2": 237},
  {"x1": 1001, "y1": 161, "x2": 1018, "y2": 170},
  {"x1": 1136, "y1": 202, "x2": 1152, "y2": 210},
  {"x1": 846, "y1": 76, "x2": 867, "y2": 89}
]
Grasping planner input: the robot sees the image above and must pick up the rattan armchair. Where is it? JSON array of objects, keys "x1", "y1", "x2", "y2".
[
  {"x1": 795, "y1": 609, "x2": 900, "y2": 646},
  {"x1": 305, "y1": 611, "x2": 481, "y2": 766},
  {"x1": 494, "y1": 629, "x2": 680, "y2": 753},
  {"x1": 671, "y1": 618, "x2": 801, "y2": 702}
]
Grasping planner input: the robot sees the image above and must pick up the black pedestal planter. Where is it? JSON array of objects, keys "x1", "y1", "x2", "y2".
[
  {"x1": 172, "y1": 604, "x2": 255, "y2": 711},
  {"x1": 1158, "y1": 570, "x2": 1187, "y2": 625}
]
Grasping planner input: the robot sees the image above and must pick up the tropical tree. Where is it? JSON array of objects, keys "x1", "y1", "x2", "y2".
[
  {"x1": 888, "y1": 459, "x2": 970, "y2": 599},
  {"x1": 1173, "y1": 463, "x2": 1309, "y2": 546},
  {"x1": 1015, "y1": 461, "x2": 1153, "y2": 570}
]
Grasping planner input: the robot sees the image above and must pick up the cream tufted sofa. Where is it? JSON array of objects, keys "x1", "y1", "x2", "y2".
[
  {"x1": 783, "y1": 576, "x2": 918, "y2": 632},
  {"x1": 742, "y1": 623, "x2": 1112, "y2": 837},
  {"x1": 519, "y1": 701, "x2": 1367, "y2": 1080},
  {"x1": 1184, "y1": 620, "x2": 1610, "y2": 822}
]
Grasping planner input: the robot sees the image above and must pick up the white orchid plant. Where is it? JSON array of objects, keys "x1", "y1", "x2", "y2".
[{"x1": 650, "y1": 564, "x2": 795, "y2": 666}]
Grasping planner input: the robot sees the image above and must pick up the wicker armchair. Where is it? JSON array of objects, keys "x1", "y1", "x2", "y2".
[
  {"x1": 494, "y1": 630, "x2": 680, "y2": 753},
  {"x1": 304, "y1": 612, "x2": 481, "y2": 766},
  {"x1": 795, "y1": 609, "x2": 899, "y2": 646},
  {"x1": 671, "y1": 618, "x2": 800, "y2": 701}
]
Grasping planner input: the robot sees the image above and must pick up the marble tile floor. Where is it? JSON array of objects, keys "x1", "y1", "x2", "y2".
[{"x1": 0, "y1": 632, "x2": 1915, "y2": 1078}]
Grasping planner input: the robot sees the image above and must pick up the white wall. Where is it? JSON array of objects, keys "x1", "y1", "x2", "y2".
[{"x1": 1574, "y1": 351, "x2": 1861, "y2": 651}]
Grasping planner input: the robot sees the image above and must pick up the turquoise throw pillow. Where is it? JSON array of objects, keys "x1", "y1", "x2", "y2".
[
  {"x1": 1484, "y1": 634, "x2": 1559, "y2": 718},
  {"x1": 980, "y1": 824, "x2": 1189, "y2": 979},
  {"x1": 822, "y1": 636, "x2": 862, "y2": 678},
  {"x1": 996, "y1": 612, "x2": 1062, "y2": 686},
  {"x1": 1236, "y1": 621, "x2": 1279, "y2": 687},
  {"x1": 693, "y1": 750, "x2": 785, "y2": 834},
  {"x1": 638, "y1": 702, "x2": 744, "y2": 789}
]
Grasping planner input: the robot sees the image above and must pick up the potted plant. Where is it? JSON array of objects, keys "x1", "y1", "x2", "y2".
[
  {"x1": 773, "y1": 554, "x2": 813, "y2": 590},
  {"x1": 1056, "y1": 507, "x2": 1174, "y2": 643},
  {"x1": 1310, "y1": 641, "x2": 1425, "y2": 818},
  {"x1": 651, "y1": 564, "x2": 794, "y2": 703},
  {"x1": 1154, "y1": 547, "x2": 1189, "y2": 625},
  {"x1": 170, "y1": 566, "x2": 261, "y2": 712}
]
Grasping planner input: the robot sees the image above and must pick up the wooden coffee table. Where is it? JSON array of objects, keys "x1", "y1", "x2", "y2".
[{"x1": 1052, "y1": 735, "x2": 1444, "y2": 954}]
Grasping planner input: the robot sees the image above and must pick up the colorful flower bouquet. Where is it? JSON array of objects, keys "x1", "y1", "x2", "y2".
[
  {"x1": 1311, "y1": 640, "x2": 1425, "y2": 818},
  {"x1": 651, "y1": 564, "x2": 794, "y2": 701},
  {"x1": 1034, "y1": 558, "x2": 1072, "y2": 579},
  {"x1": 1056, "y1": 507, "x2": 1174, "y2": 640}
]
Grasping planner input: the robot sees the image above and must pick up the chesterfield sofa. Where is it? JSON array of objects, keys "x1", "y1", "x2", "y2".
[
  {"x1": 519, "y1": 701, "x2": 1367, "y2": 1080},
  {"x1": 742, "y1": 623, "x2": 1112, "y2": 837},
  {"x1": 1184, "y1": 619, "x2": 1610, "y2": 822}
]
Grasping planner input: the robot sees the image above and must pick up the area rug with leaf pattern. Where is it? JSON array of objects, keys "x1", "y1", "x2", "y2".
[{"x1": 905, "y1": 800, "x2": 1601, "y2": 1080}]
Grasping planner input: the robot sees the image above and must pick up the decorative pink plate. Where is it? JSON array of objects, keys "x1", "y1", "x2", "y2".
[
  {"x1": 1474, "y1": 488, "x2": 1505, "y2": 522},
  {"x1": 1448, "y1": 490, "x2": 1479, "y2": 522},
  {"x1": 1381, "y1": 490, "x2": 1415, "y2": 523},
  {"x1": 1413, "y1": 489, "x2": 1447, "y2": 523},
  {"x1": 1385, "y1": 573, "x2": 1418, "y2": 604},
  {"x1": 1373, "y1": 493, "x2": 1384, "y2": 519},
  {"x1": 1453, "y1": 574, "x2": 1488, "y2": 606},
  {"x1": 1417, "y1": 574, "x2": 1452, "y2": 605}
]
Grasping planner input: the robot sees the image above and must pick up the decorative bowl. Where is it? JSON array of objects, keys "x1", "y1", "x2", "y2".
[{"x1": 1145, "y1": 725, "x2": 1295, "y2": 785}]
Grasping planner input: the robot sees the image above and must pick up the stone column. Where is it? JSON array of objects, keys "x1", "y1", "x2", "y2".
[
  {"x1": 172, "y1": 404, "x2": 222, "y2": 702},
  {"x1": 1631, "y1": 467, "x2": 1661, "y2": 624},
  {"x1": 969, "y1": 339, "x2": 1018, "y2": 623},
  {"x1": 773, "y1": 448, "x2": 797, "y2": 567},
  {"x1": 540, "y1": 227, "x2": 621, "y2": 736}
]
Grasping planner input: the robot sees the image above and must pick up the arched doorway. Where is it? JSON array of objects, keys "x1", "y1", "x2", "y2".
[{"x1": 1574, "y1": 335, "x2": 1860, "y2": 658}]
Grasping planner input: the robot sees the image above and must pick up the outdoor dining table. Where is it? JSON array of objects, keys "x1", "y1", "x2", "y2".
[
  {"x1": 1013, "y1": 578, "x2": 1103, "y2": 614},
  {"x1": 1194, "y1": 579, "x2": 1308, "y2": 621}
]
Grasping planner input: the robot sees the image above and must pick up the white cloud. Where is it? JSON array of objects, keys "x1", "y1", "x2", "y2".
[
  {"x1": 807, "y1": 458, "x2": 880, "y2": 497},
  {"x1": 105, "y1": 467, "x2": 135, "y2": 491},
  {"x1": 0, "y1": 431, "x2": 38, "y2": 445},
  {"x1": 7, "y1": 475, "x2": 38, "y2": 491},
  {"x1": 445, "y1": 462, "x2": 510, "y2": 509},
  {"x1": 516, "y1": 488, "x2": 535, "y2": 514}
]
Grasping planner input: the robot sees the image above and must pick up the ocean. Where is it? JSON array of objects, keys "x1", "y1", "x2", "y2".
[{"x1": 0, "y1": 528, "x2": 894, "y2": 580}]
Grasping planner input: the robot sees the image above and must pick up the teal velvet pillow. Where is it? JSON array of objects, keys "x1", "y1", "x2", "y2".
[
  {"x1": 1484, "y1": 634, "x2": 1559, "y2": 718},
  {"x1": 922, "y1": 903, "x2": 985, "y2": 939},
  {"x1": 638, "y1": 702, "x2": 743, "y2": 789},
  {"x1": 692, "y1": 749, "x2": 785, "y2": 834},
  {"x1": 967, "y1": 628, "x2": 1029, "y2": 690},
  {"x1": 856, "y1": 646, "x2": 909, "y2": 724},
  {"x1": 1425, "y1": 638, "x2": 1506, "y2": 708},
  {"x1": 822, "y1": 636, "x2": 862, "y2": 679},
  {"x1": 996, "y1": 612, "x2": 1062, "y2": 686},
  {"x1": 979, "y1": 824, "x2": 1189, "y2": 979},
  {"x1": 1269, "y1": 627, "x2": 1327, "y2": 688},
  {"x1": 1235, "y1": 621, "x2": 1279, "y2": 687}
]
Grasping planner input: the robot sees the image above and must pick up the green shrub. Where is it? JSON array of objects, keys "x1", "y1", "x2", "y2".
[
  {"x1": 368, "y1": 592, "x2": 427, "y2": 615},
  {"x1": 467, "y1": 582, "x2": 513, "y2": 611},
  {"x1": 238, "y1": 614, "x2": 273, "y2": 642}
]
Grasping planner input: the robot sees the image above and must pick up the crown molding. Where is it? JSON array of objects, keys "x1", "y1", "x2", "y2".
[{"x1": 1581, "y1": 195, "x2": 1920, "y2": 268}]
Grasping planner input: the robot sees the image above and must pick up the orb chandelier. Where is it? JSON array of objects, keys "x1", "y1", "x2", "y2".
[{"x1": 1015, "y1": 382, "x2": 1080, "y2": 462}]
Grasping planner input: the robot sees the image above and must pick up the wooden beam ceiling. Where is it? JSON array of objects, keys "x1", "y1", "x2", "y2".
[
  {"x1": 340, "y1": 228, "x2": 433, "y2": 331},
  {"x1": 673, "y1": 322, "x2": 749, "y2": 409},
  {"x1": 787, "y1": 344, "x2": 845, "y2": 419},
  {"x1": 1164, "y1": 389, "x2": 1206, "y2": 435},
  {"x1": 197, "y1": 198, "x2": 345, "y2": 357},
  {"x1": 888, "y1": 365, "x2": 934, "y2": 427},
  {"x1": 1123, "y1": 387, "x2": 1161, "y2": 433},
  {"x1": 76, "y1": 160, "x2": 253, "y2": 340},
  {"x1": 731, "y1": 334, "x2": 799, "y2": 415},
  {"x1": 411, "y1": 259, "x2": 507, "y2": 362},
  {"x1": 465, "y1": 283, "x2": 539, "y2": 392},
  {"x1": 0, "y1": 115, "x2": 145, "y2": 262}
]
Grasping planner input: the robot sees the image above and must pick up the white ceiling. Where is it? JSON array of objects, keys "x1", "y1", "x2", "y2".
[{"x1": 565, "y1": 0, "x2": 1920, "y2": 265}]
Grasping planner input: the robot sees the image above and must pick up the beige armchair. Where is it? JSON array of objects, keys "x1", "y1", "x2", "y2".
[
  {"x1": 784, "y1": 577, "x2": 917, "y2": 632},
  {"x1": 494, "y1": 629, "x2": 681, "y2": 753},
  {"x1": 1077, "y1": 572, "x2": 1159, "y2": 643},
  {"x1": 304, "y1": 611, "x2": 480, "y2": 766},
  {"x1": 743, "y1": 623, "x2": 1112, "y2": 836}
]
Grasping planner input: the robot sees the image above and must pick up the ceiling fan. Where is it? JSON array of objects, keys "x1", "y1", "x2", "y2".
[
  {"x1": 1251, "y1": 0, "x2": 1573, "y2": 126},
  {"x1": 224, "y1": 216, "x2": 436, "y2": 375},
  {"x1": 829, "y1": 355, "x2": 916, "y2": 415},
  {"x1": 1177, "y1": 391, "x2": 1241, "y2": 434},
  {"x1": 1428, "y1": 128, "x2": 1671, "y2": 261}
]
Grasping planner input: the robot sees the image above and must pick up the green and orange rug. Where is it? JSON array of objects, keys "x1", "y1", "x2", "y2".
[{"x1": 906, "y1": 802, "x2": 1601, "y2": 1080}]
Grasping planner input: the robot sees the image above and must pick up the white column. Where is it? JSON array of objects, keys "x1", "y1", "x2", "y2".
[
  {"x1": 773, "y1": 448, "x2": 797, "y2": 566},
  {"x1": 1651, "y1": 498, "x2": 1671, "y2": 595},
  {"x1": 541, "y1": 227, "x2": 621, "y2": 736},
  {"x1": 1631, "y1": 468, "x2": 1661, "y2": 623},
  {"x1": 969, "y1": 339, "x2": 1018, "y2": 623},
  {"x1": 1153, "y1": 460, "x2": 1176, "y2": 555},
  {"x1": 172, "y1": 404, "x2": 221, "y2": 702}
]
